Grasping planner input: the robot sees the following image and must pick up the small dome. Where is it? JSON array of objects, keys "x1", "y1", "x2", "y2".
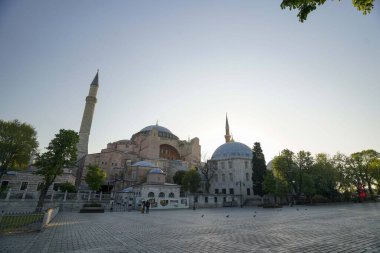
[
  {"x1": 120, "y1": 187, "x2": 133, "y2": 193},
  {"x1": 132, "y1": 161, "x2": 155, "y2": 167},
  {"x1": 148, "y1": 168, "x2": 164, "y2": 174},
  {"x1": 212, "y1": 142, "x2": 252, "y2": 160}
]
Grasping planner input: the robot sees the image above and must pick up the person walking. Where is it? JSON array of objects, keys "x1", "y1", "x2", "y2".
[
  {"x1": 141, "y1": 201, "x2": 145, "y2": 214},
  {"x1": 145, "y1": 200, "x2": 150, "y2": 214}
]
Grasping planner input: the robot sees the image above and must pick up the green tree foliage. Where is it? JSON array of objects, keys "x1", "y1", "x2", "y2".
[
  {"x1": 251, "y1": 142, "x2": 267, "y2": 197},
  {"x1": 173, "y1": 170, "x2": 186, "y2": 185},
  {"x1": 280, "y1": 0, "x2": 376, "y2": 22},
  {"x1": 263, "y1": 170, "x2": 288, "y2": 203},
  {"x1": 302, "y1": 173, "x2": 316, "y2": 202},
  {"x1": 0, "y1": 119, "x2": 38, "y2": 179},
  {"x1": 59, "y1": 182, "x2": 77, "y2": 193},
  {"x1": 85, "y1": 165, "x2": 106, "y2": 191},
  {"x1": 34, "y1": 129, "x2": 79, "y2": 212},
  {"x1": 182, "y1": 168, "x2": 201, "y2": 194},
  {"x1": 272, "y1": 149, "x2": 296, "y2": 196},
  {"x1": 270, "y1": 149, "x2": 380, "y2": 204},
  {"x1": 309, "y1": 153, "x2": 339, "y2": 198},
  {"x1": 294, "y1": 151, "x2": 313, "y2": 199},
  {"x1": 347, "y1": 150, "x2": 380, "y2": 199},
  {"x1": 263, "y1": 170, "x2": 277, "y2": 196}
]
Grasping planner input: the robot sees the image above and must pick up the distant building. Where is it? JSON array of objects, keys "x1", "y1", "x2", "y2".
[
  {"x1": 117, "y1": 167, "x2": 188, "y2": 210},
  {"x1": 208, "y1": 115, "x2": 255, "y2": 205},
  {"x1": 84, "y1": 124, "x2": 201, "y2": 192}
]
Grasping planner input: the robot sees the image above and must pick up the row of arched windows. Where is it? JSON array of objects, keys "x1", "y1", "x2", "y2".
[{"x1": 148, "y1": 192, "x2": 175, "y2": 198}]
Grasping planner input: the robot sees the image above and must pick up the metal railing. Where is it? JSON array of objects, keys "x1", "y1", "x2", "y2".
[{"x1": 0, "y1": 210, "x2": 44, "y2": 234}]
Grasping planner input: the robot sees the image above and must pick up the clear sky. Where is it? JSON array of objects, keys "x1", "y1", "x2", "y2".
[{"x1": 0, "y1": 0, "x2": 379, "y2": 162}]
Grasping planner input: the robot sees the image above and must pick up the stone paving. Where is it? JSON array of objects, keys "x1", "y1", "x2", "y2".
[{"x1": 1, "y1": 202, "x2": 380, "y2": 253}]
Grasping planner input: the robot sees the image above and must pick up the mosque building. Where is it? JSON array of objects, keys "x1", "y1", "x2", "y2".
[
  {"x1": 207, "y1": 115, "x2": 255, "y2": 205},
  {"x1": 83, "y1": 123, "x2": 201, "y2": 192}
]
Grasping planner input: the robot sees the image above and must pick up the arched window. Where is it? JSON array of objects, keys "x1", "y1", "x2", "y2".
[
  {"x1": 148, "y1": 192, "x2": 155, "y2": 198},
  {"x1": 159, "y1": 192, "x2": 165, "y2": 198},
  {"x1": 169, "y1": 192, "x2": 175, "y2": 198}
]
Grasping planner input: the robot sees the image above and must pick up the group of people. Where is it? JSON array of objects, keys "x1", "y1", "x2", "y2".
[{"x1": 141, "y1": 200, "x2": 151, "y2": 214}]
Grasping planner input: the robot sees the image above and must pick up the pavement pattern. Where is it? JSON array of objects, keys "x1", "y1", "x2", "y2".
[{"x1": 1, "y1": 202, "x2": 380, "y2": 253}]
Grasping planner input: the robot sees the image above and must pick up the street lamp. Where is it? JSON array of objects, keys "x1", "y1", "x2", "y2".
[{"x1": 236, "y1": 181, "x2": 245, "y2": 208}]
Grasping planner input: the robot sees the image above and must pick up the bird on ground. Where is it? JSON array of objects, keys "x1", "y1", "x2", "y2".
[
  {"x1": 201, "y1": 214, "x2": 204, "y2": 217},
  {"x1": 305, "y1": 209, "x2": 308, "y2": 210},
  {"x1": 253, "y1": 215, "x2": 256, "y2": 218},
  {"x1": 296, "y1": 208, "x2": 299, "y2": 211},
  {"x1": 226, "y1": 215, "x2": 229, "y2": 218},
  {"x1": 254, "y1": 211, "x2": 257, "y2": 214}
]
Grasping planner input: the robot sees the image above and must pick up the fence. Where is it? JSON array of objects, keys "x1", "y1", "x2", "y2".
[{"x1": 0, "y1": 207, "x2": 60, "y2": 234}]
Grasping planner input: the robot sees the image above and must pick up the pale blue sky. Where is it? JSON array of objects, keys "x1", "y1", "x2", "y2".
[{"x1": 0, "y1": 0, "x2": 379, "y2": 161}]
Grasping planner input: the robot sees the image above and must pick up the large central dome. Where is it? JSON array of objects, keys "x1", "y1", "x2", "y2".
[
  {"x1": 212, "y1": 142, "x2": 252, "y2": 160},
  {"x1": 140, "y1": 125, "x2": 172, "y2": 134},
  {"x1": 133, "y1": 124, "x2": 179, "y2": 140}
]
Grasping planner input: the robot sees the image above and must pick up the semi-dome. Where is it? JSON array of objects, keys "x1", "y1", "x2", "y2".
[
  {"x1": 148, "y1": 168, "x2": 165, "y2": 174},
  {"x1": 132, "y1": 161, "x2": 155, "y2": 167},
  {"x1": 211, "y1": 142, "x2": 252, "y2": 160}
]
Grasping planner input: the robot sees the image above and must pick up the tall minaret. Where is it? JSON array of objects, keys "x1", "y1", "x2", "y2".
[
  {"x1": 75, "y1": 72, "x2": 99, "y2": 187},
  {"x1": 225, "y1": 114, "x2": 231, "y2": 143}
]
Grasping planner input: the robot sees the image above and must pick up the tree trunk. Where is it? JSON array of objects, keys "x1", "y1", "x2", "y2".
[
  {"x1": 35, "y1": 186, "x2": 49, "y2": 213},
  {"x1": 366, "y1": 179, "x2": 374, "y2": 200}
]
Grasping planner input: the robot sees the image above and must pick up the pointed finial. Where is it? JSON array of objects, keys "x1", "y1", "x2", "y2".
[
  {"x1": 91, "y1": 71, "x2": 99, "y2": 86},
  {"x1": 225, "y1": 113, "x2": 231, "y2": 143}
]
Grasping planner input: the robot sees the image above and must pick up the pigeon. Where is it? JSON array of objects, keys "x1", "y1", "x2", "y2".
[
  {"x1": 253, "y1": 215, "x2": 256, "y2": 218},
  {"x1": 201, "y1": 214, "x2": 204, "y2": 217},
  {"x1": 296, "y1": 208, "x2": 299, "y2": 211},
  {"x1": 226, "y1": 215, "x2": 229, "y2": 218},
  {"x1": 305, "y1": 209, "x2": 308, "y2": 210},
  {"x1": 254, "y1": 211, "x2": 257, "y2": 214}
]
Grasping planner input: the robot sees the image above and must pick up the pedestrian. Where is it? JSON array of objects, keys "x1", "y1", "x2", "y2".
[
  {"x1": 145, "y1": 200, "x2": 150, "y2": 214},
  {"x1": 141, "y1": 201, "x2": 145, "y2": 214}
]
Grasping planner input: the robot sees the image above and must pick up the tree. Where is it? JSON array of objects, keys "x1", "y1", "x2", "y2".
[
  {"x1": 0, "y1": 119, "x2": 38, "y2": 179},
  {"x1": 280, "y1": 0, "x2": 376, "y2": 22},
  {"x1": 294, "y1": 151, "x2": 313, "y2": 200},
  {"x1": 59, "y1": 182, "x2": 77, "y2": 193},
  {"x1": 173, "y1": 170, "x2": 186, "y2": 185},
  {"x1": 263, "y1": 170, "x2": 277, "y2": 201},
  {"x1": 182, "y1": 168, "x2": 201, "y2": 210},
  {"x1": 199, "y1": 161, "x2": 216, "y2": 193},
  {"x1": 309, "y1": 153, "x2": 339, "y2": 199},
  {"x1": 182, "y1": 168, "x2": 201, "y2": 194},
  {"x1": 302, "y1": 173, "x2": 316, "y2": 203},
  {"x1": 347, "y1": 150, "x2": 380, "y2": 199},
  {"x1": 263, "y1": 170, "x2": 288, "y2": 203},
  {"x1": 34, "y1": 129, "x2": 79, "y2": 212},
  {"x1": 272, "y1": 149, "x2": 297, "y2": 198},
  {"x1": 251, "y1": 142, "x2": 267, "y2": 197},
  {"x1": 85, "y1": 165, "x2": 107, "y2": 191}
]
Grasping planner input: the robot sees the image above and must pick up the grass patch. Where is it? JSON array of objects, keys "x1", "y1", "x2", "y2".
[{"x1": 0, "y1": 213, "x2": 44, "y2": 231}]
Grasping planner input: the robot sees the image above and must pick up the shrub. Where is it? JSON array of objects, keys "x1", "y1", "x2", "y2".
[{"x1": 312, "y1": 194, "x2": 328, "y2": 203}]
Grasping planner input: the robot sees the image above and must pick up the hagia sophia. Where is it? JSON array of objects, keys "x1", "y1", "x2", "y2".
[{"x1": 1, "y1": 72, "x2": 261, "y2": 208}]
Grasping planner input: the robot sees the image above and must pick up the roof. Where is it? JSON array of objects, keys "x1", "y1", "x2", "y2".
[
  {"x1": 211, "y1": 142, "x2": 252, "y2": 160},
  {"x1": 132, "y1": 161, "x2": 155, "y2": 167},
  {"x1": 140, "y1": 125, "x2": 172, "y2": 134},
  {"x1": 148, "y1": 168, "x2": 165, "y2": 174}
]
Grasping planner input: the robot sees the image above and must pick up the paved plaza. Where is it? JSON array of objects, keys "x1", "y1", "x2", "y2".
[{"x1": 1, "y1": 203, "x2": 380, "y2": 253}]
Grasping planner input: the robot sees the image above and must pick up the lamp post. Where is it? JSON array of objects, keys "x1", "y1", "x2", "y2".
[{"x1": 236, "y1": 181, "x2": 245, "y2": 208}]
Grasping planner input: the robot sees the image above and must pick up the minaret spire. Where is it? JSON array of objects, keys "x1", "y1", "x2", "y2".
[
  {"x1": 75, "y1": 71, "x2": 99, "y2": 187},
  {"x1": 225, "y1": 113, "x2": 231, "y2": 143}
]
